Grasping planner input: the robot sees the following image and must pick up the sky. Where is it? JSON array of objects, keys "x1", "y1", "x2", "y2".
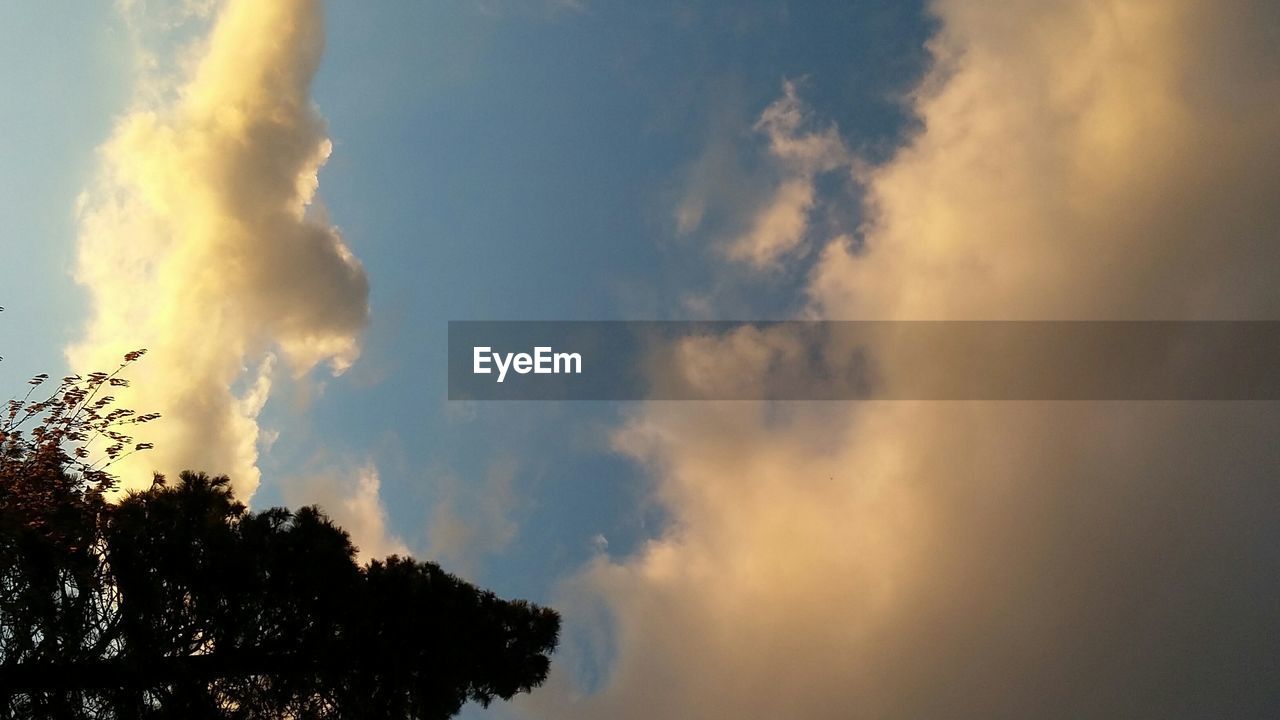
[{"x1": 1, "y1": 1, "x2": 1279, "y2": 718}]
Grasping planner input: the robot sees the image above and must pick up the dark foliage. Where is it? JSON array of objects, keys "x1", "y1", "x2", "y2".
[{"x1": 0, "y1": 351, "x2": 559, "y2": 719}]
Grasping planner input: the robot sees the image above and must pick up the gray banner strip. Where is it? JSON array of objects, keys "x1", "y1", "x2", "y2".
[{"x1": 448, "y1": 321, "x2": 1280, "y2": 401}]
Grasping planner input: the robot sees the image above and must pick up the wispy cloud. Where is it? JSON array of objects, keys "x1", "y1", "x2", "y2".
[
  {"x1": 426, "y1": 457, "x2": 522, "y2": 578},
  {"x1": 686, "y1": 79, "x2": 850, "y2": 269}
]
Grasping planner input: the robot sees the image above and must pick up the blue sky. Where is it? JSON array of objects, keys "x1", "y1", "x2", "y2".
[
  {"x1": 0, "y1": 3, "x2": 129, "y2": 378},
  {"x1": 0, "y1": 0, "x2": 929, "y2": 595},
  {"x1": 295, "y1": 0, "x2": 931, "y2": 596}
]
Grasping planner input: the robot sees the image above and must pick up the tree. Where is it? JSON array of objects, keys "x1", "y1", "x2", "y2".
[{"x1": 0, "y1": 351, "x2": 559, "y2": 718}]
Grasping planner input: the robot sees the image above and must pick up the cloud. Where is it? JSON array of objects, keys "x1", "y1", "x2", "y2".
[
  {"x1": 528, "y1": 1, "x2": 1280, "y2": 718},
  {"x1": 810, "y1": 1, "x2": 1280, "y2": 321},
  {"x1": 426, "y1": 458, "x2": 522, "y2": 578},
  {"x1": 281, "y1": 462, "x2": 409, "y2": 562},
  {"x1": 725, "y1": 80, "x2": 849, "y2": 268},
  {"x1": 68, "y1": 0, "x2": 368, "y2": 499},
  {"x1": 726, "y1": 177, "x2": 817, "y2": 268}
]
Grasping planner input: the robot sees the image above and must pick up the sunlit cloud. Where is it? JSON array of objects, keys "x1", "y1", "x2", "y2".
[
  {"x1": 281, "y1": 462, "x2": 409, "y2": 562},
  {"x1": 68, "y1": 0, "x2": 369, "y2": 499},
  {"x1": 529, "y1": 1, "x2": 1280, "y2": 717}
]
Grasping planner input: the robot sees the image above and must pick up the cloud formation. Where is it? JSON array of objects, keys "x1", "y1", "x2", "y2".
[
  {"x1": 531, "y1": 1, "x2": 1280, "y2": 718},
  {"x1": 69, "y1": 0, "x2": 368, "y2": 499},
  {"x1": 726, "y1": 80, "x2": 848, "y2": 268}
]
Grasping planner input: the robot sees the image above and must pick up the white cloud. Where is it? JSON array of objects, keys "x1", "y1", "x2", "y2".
[{"x1": 68, "y1": 0, "x2": 368, "y2": 500}]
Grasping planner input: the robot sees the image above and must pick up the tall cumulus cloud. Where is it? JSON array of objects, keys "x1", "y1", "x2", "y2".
[{"x1": 68, "y1": 0, "x2": 368, "y2": 499}]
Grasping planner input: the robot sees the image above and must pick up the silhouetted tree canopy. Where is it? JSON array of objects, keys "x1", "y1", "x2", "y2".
[{"x1": 0, "y1": 355, "x2": 559, "y2": 719}]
